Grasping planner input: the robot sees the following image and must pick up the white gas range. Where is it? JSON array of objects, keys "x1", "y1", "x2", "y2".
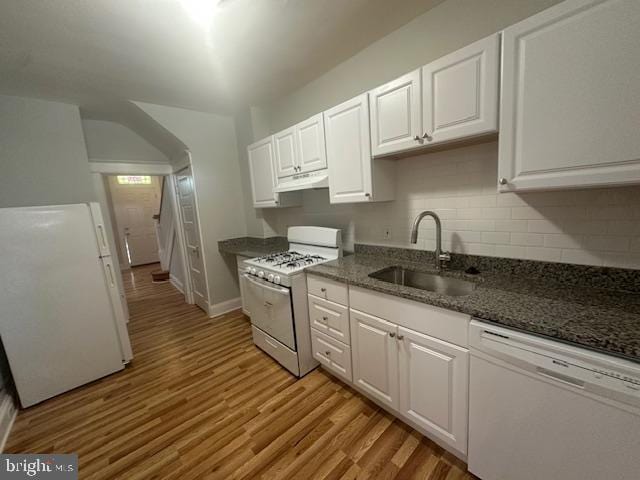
[{"x1": 242, "y1": 226, "x2": 342, "y2": 377}]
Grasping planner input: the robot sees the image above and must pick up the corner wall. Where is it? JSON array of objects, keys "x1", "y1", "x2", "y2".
[
  {"x1": 0, "y1": 95, "x2": 95, "y2": 207},
  {"x1": 135, "y1": 102, "x2": 248, "y2": 306}
]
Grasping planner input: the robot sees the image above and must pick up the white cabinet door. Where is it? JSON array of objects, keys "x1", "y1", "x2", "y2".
[
  {"x1": 324, "y1": 94, "x2": 374, "y2": 204},
  {"x1": 296, "y1": 113, "x2": 327, "y2": 174},
  {"x1": 350, "y1": 309, "x2": 398, "y2": 409},
  {"x1": 273, "y1": 126, "x2": 299, "y2": 179},
  {"x1": 398, "y1": 326, "x2": 469, "y2": 454},
  {"x1": 369, "y1": 69, "x2": 422, "y2": 156},
  {"x1": 499, "y1": 0, "x2": 640, "y2": 192},
  {"x1": 422, "y1": 33, "x2": 499, "y2": 146},
  {"x1": 247, "y1": 137, "x2": 279, "y2": 208}
]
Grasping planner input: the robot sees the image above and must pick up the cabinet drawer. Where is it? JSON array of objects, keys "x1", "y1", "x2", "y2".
[
  {"x1": 311, "y1": 328, "x2": 352, "y2": 383},
  {"x1": 308, "y1": 294, "x2": 350, "y2": 345},
  {"x1": 251, "y1": 326, "x2": 299, "y2": 376},
  {"x1": 307, "y1": 274, "x2": 348, "y2": 305}
]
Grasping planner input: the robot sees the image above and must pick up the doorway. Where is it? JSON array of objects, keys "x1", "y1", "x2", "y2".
[{"x1": 107, "y1": 175, "x2": 162, "y2": 267}]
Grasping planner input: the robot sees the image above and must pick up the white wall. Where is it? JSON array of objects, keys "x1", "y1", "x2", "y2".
[
  {"x1": 82, "y1": 119, "x2": 169, "y2": 163},
  {"x1": 263, "y1": 141, "x2": 640, "y2": 269},
  {"x1": 135, "y1": 102, "x2": 248, "y2": 306},
  {"x1": 0, "y1": 95, "x2": 95, "y2": 207}
]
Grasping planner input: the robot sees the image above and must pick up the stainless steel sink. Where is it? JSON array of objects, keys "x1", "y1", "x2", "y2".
[{"x1": 369, "y1": 266, "x2": 476, "y2": 297}]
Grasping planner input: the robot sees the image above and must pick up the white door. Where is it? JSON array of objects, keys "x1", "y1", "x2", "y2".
[
  {"x1": 369, "y1": 69, "x2": 422, "y2": 156},
  {"x1": 325, "y1": 94, "x2": 373, "y2": 204},
  {"x1": 175, "y1": 166, "x2": 208, "y2": 312},
  {"x1": 296, "y1": 113, "x2": 327, "y2": 173},
  {"x1": 273, "y1": 126, "x2": 299, "y2": 178},
  {"x1": 398, "y1": 326, "x2": 469, "y2": 454},
  {"x1": 422, "y1": 33, "x2": 499, "y2": 146},
  {"x1": 498, "y1": 0, "x2": 640, "y2": 192},
  {"x1": 108, "y1": 176, "x2": 161, "y2": 267},
  {"x1": 350, "y1": 309, "x2": 399, "y2": 409},
  {"x1": 247, "y1": 137, "x2": 279, "y2": 207}
]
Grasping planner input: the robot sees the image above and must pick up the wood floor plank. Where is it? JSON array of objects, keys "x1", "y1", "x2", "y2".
[{"x1": 4, "y1": 263, "x2": 477, "y2": 479}]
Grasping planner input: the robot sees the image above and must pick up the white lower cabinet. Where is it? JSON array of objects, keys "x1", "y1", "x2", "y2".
[
  {"x1": 350, "y1": 309, "x2": 399, "y2": 410},
  {"x1": 398, "y1": 326, "x2": 469, "y2": 454}
]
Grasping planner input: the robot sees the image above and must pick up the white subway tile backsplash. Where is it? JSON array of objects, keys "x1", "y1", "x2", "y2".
[
  {"x1": 495, "y1": 220, "x2": 528, "y2": 232},
  {"x1": 544, "y1": 234, "x2": 585, "y2": 250},
  {"x1": 561, "y1": 249, "x2": 605, "y2": 266},
  {"x1": 481, "y1": 232, "x2": 510, "y2": 245},
  {"x1": 583, "y1": 235, "x2": 630, "y2": 253},
  {"x1": 511, "y1": 206, "x2": 546, "y2": 220},
  {"x1": 526, "y1": 246, "x2": 562, "y2": 262},
  {"x1": 511, "y1": 232, "x2": 545, "y2": 247},
  {"x1": 262, "y1": 141, "x2": 640, "y2": 269}
]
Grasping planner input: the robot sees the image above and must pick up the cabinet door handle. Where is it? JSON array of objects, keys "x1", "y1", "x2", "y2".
[
  {"x1": 413, "y1": 135, "x2": 421, "y2": 141},
  {"x1": 322, "y1": 316, "x2": 328, "y2": 321},
  {"x1": 499, "y1": 177, "x2": 508, "y2": 185},
  {"x1": 397, "y1": 334, "x2": 404, "y2": 340},
  {"x1": 325, "y1": 350, "x2": 331, "y2": 356},
  {"x1": 422, "y1": 132, "x2": 432, "y2": 141},
  {"x1": 389, "y1": 332, "x2": 396, "y2": 338},
  {"x1": 320, "y1": 287, "x2": 326, "y2": 292}
]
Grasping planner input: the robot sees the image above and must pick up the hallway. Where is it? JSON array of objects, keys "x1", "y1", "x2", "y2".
[{"x1": 5, "y1": 264, "x2": 473, "y2": 479}]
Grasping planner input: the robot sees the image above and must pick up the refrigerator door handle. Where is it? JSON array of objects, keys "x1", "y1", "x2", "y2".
[
  {"x1": 105, "y1": 261, "x2": 115, "y2": 287},
  {"x1": 96, "y1": 224, "x2": 108, "y2": 250}
]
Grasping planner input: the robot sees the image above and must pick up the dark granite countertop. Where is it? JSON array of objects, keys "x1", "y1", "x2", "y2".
[
  {"x1": 218, "y1": 236, "x2": 288, "y2": 258},
  {"x1": 306, "y1": 249, "x2": 640, "y2": 363}
]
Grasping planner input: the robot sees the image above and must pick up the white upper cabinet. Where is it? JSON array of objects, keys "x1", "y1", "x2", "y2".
[
  {"x1": 369, "y1": 69, "x2": 422, "y2": 156},
  {"x1": 273, "y1": 126, "x2": 299, "y2": 179},
  {"x1": 248, "y1": 137, "x2": 279, "y2": 207},
  {"x1": 498, "y1": 0, "x2": 640, "y2": 192},
  {"x1": 398, "y1": 327, "x2": 469, "y2": 455},
  {"x1": 296, "y1": 113, "x2": 327, "y2": 174},
  {"x1": 324, "y1": 94, "x2": 395, "y2": 204},
  {"x1": 422, "y1": 33, "x2": 499, "y2": 146},
  {"x1": 247, "y1": 137, "x2": 301, "y2": 208}
]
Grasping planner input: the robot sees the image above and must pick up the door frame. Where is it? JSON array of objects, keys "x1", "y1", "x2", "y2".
[
  {"x1": 171, "y1": 152, "x2": 211, "y2": 311},
  {"x1": 89, "y1": 160, "x2": 195, "y2": 305}
]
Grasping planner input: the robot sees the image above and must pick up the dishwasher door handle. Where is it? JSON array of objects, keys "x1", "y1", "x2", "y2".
[{"x1": 536, "y1": 367, "x2": 585, "y2": 389}]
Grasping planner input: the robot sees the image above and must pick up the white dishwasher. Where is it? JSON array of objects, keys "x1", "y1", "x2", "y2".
[{"x1": 468, "y1": 320, "x2": 640, "y2": 480}]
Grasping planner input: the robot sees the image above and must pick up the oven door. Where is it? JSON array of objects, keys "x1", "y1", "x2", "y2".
[{"x1": 243, "y1": 274, "x2": 295, "y2": 350}]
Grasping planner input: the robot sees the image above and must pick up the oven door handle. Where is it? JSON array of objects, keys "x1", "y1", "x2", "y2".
[{"x1": 243, "y1": 274, "x2": 290, "y2": 295}]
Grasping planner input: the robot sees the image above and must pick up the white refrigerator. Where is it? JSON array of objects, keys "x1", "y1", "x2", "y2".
[{"x1": 0, "y1": 203, "x2": 133, "y2": 408}]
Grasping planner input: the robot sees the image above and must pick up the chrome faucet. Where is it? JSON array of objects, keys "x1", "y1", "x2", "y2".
[{"x1": 410, "y1": 211, "x2": 451, "y2": 270}]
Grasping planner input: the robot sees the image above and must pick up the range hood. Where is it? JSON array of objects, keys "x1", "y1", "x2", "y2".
[{"x1": 274, "y1": 170, "x2": 329, "y2": 193}]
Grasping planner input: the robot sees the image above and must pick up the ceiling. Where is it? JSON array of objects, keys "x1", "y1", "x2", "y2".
[{"x1": 0, "y1": 0, "x2": 444, "y2": 117}]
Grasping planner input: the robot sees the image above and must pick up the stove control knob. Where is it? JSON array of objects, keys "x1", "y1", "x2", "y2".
[
  {"x1": 245, "y1": 266, "x2": 252, "y2": 273},
  {"x1": 250, "y1": 267, "x2": 257, "y2": 275},
  {"x1": 267, "y1": 273, "x2": 274, "y2": 282},
  {"x1": 257, "y1": 270, "x2": 264, "y2": 278},
  {"x1": 273, "y1": 275, "x2": 281, "y2": 285}
]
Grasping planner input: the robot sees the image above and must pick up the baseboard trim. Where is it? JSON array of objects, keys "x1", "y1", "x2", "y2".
[
  {"x1": 170, "y1": 274, "x2": 184, "y2": 294},
  {"x1": 0, "y1": 393, "x2": 17, "y2": 452},
  {"x1": 209, "y1": 297, "x2": 242, "y2": 318}
]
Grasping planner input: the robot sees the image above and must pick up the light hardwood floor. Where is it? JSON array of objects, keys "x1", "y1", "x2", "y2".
[{"x1": 6, "y1": 263, "x2": 477, "y2": 479}]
